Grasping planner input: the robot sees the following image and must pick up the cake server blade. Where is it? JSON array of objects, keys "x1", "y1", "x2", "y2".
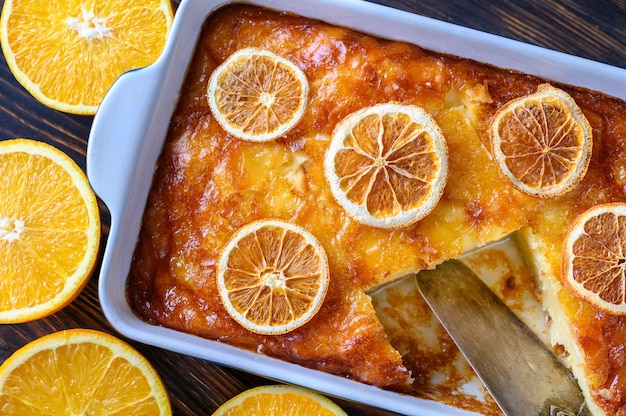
[{"x1": 414, "y1": 260, "x2": 588, "y2": 416}]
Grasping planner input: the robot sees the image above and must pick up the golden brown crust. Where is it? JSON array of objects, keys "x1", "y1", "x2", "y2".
[{"x1": 127, "y1": 4, "x2": 626, "y2": 413}]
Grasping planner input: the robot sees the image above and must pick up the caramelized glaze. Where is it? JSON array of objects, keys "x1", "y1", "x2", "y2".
[{"x1": 128, "y1": 5, "x2": 626, "y2": 414}]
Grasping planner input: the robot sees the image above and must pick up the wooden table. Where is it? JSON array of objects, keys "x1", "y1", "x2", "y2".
[{"x1": 0, "y1": 1, "x2": 624, "y2": 415}]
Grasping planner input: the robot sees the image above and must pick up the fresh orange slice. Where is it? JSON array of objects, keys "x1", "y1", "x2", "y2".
[
  {"x1": 489, "y1": 83, "x2": 592, "y2": 198},
  {"x1": 217, "y1": 219, "x2": 329, "y2": 335},
  {"x1": 212, "y1": 384, "x2": 347, "y2": 416},
  {"x1": 324, "y1": 102, "x2": 448, "y2": 229},
  {"x1": 563, "y1": 203, "x2": 626, "y2": 315},
  {"x1": 0, "y1": 0, "x2": 174, "y2": 114},
  {"x1": 0, "y1": 139, "x2": 100, "y2": 323},
  {"x1": 0, "y1": 329, "x2": 171, "y2": 415},
  {"x1": 207, "y1": 47, "x2": 309, "y2": 142}
]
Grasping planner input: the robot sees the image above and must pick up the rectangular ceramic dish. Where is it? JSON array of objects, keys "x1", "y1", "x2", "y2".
[{"x1": 86, "y1": 0, "x2": 626, "y2": 415}]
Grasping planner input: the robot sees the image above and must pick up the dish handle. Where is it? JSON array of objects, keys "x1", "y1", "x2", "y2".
[{"x1": 86, "y1": 66, "x2": 161, "y2": 214}]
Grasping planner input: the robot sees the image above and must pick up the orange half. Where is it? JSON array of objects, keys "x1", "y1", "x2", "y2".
[
  {"x1": 212, "y1": 384, "x2": 347, "y2": 416},
  {"x1": 0, "y1": 329, "x2": 171, "y2": 415},
  {"x1": 0, "y1": 139, "x2": 100, "y2": 323},
  {"x1": 0, "y1": 0, "x2": 174, "y2": 114}
]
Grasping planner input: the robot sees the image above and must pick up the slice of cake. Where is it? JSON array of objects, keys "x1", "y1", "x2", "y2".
[{"x1": 127, "y1": 4, "x2": 626, "y2": 414}]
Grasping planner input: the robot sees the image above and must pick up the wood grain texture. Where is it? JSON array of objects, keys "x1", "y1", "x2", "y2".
[{"x1": 0, "y1": 0, "x2": 624, "y2": 415}]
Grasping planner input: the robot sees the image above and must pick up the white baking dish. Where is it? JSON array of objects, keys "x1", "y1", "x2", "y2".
[{"x1": 86, "y1": 0, "x2": 626, "y2": 415}]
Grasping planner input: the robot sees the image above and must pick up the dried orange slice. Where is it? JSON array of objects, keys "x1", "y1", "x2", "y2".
[
  {"x1": 0, "y1": 139, "x2": 100, "y2": 323},
  {"x1": 0, "y1": 329, "x2": 171, "y2": 415},
  {"x1": 489, "y1": 83, "x2": 592, "y2": 198},
  {"x1": 563, "y1": 203, "x2": 626, "y2": 315},
  {"x1": 0, "y1": 0, "x2": 173, "y2": 114},
  {"x1": 324, "y1": 102, "x2": 448, "y2": 229},
  {"x1": 207, "y1": 47, "x2": 309, "y2": 142},
  {"x1": 212, "y1": 384, "x2": 347, "y2": 416},
  {"x1": 217, "y1": 219, "x2": 329, "y2": 335}
]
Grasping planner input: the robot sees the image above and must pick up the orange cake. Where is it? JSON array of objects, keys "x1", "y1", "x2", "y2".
[{"x1": 127, "y1": 4, "x2": 626, "y2": 414}]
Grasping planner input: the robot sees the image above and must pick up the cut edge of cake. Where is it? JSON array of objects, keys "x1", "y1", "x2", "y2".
[{"x1": 518, "y1": 227, "x2": 604, "y2": 416}]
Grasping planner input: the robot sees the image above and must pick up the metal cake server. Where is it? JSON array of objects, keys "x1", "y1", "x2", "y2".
[{"x1": 414, "y1": 260, "x2": 588, "y2": 416}]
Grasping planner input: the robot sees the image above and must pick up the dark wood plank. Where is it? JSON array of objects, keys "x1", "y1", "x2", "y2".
[{"x1": 0, "y1": 0, "x2": 624, "y2": 415}]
